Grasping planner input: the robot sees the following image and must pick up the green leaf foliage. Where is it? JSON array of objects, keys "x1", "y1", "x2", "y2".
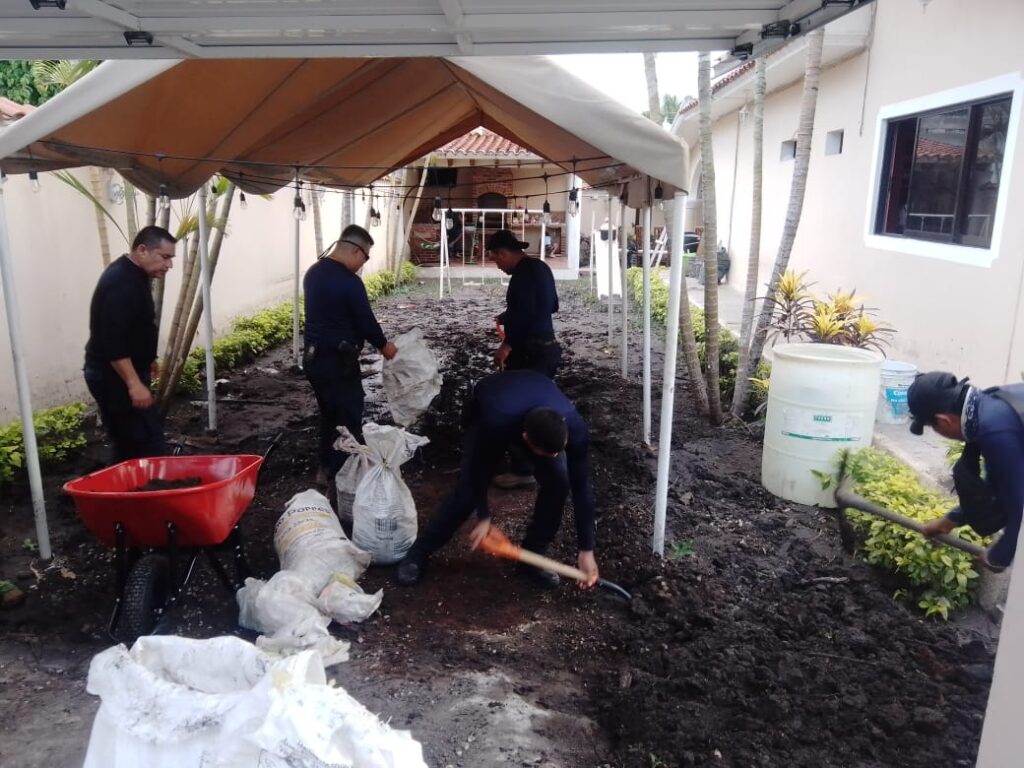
[
  {"x1": 0, "y1": 61, "x2": 50, "y2": 106},
  {"x1": 625, "y1": 266, "x2": 769, "y2": 419},
  {"x1": 0, "y1": 403, "x2": 87, "y2": 484},
  {"x1": 843, "y1": 448, "x2": 989, "y2": 619}
]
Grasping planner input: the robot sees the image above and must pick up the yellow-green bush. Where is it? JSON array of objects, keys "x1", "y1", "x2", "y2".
[
  {"x1": 0, "y1": 402, "x2": 87, "y2": 483},
  {"x1": 843, "y1": 448, "x2": 988, "y2": 618}
]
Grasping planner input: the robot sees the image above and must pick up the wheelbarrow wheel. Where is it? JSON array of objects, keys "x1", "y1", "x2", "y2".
[{"x1": 118, "y1": 554, "x2": 170, "y2": 641}]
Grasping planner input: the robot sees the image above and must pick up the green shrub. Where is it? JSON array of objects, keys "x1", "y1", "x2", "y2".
[
  {"x1": 399, "y1": 261, "x2": 418, "y2": 285},
  {"x1": 843, "y1": 448, "x2": 987, "y2": 618},
  {"x1": 626, "y1": 267, "x2": 769, "y2": 418},
  {"x1": 0, "y1": 403, "x2": 87, "y2": 483}
]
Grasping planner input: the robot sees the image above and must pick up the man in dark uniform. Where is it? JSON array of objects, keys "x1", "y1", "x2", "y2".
[
  {"x1": 489, "y1": 229, "x2": 561, "y2": 377},
  {"x1": 488, "y1": 229, "x2": 562, "y2": 488},
  {"x1": 910, "y1": 372, "x2": 1024, "y2": 569},
  {"x1": 84, "y1": 225, "x2": 176, "y2": 463},
  {"x1": 303, "y1": 224, "x2": 397, "y2": 480},
  {"x1": 396, "y1": 370, "x2": 599, "y2": 589}
]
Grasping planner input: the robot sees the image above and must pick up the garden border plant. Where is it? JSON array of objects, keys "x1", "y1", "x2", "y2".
[
  {"x1": 840, "y1": 447, "x2": 986, "y2": 619},
  {"x1": 0, "y1": 403, "x2": 88, "y2": 485}
]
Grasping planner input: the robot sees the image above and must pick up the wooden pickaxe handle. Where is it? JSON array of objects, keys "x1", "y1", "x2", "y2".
[{"x1": 516, "y1": 548, "x2": 589, "y2": 581}]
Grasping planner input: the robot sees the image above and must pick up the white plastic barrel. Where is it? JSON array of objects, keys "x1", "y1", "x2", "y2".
[
  {"x1": 875, "y1": 361, "x2": 917, "y2": 424},
  {"x1": 762, "y1": 343, "x2": 883, "y2": 507}
]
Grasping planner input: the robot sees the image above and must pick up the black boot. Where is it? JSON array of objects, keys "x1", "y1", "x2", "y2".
[
  {"x1": 397, "y1": 553, "x2": 427, "y2": 586},
  {"x1": 515, "y1": 562, "x2": 560, "y2": 589}
]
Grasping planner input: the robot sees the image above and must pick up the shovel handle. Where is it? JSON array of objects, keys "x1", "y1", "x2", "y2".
[{"x1": 516, "y1": 549, "x2": 589, "y2": 582}]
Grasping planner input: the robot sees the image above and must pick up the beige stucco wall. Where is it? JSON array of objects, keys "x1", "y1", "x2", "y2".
[
  {"x1": 696, "y1": 0, "x2": 1024, "y2": 386},
  {"x1": 0, "y1": 172, "x2": 396, "y2": 421}
]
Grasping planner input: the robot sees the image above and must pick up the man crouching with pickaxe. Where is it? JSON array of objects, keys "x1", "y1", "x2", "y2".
[{"x1": 396, "y1": 369, "x2": 599, "y2": 589}]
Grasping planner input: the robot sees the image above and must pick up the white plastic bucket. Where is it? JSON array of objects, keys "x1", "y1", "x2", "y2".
[
  {"x1": 762, "y1": 343, "x2": 883, "y2": 508},
  {"x1": 875, "y1": 361, "x2": 917, "y2": 424}
]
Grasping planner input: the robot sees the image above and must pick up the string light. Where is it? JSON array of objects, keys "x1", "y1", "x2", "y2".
[
  {"x1": 431, "y1": 196, "x2": 442, "y2": 223},
  {"x1": 239, "y1": 191, "x2": 247, "y2": 210},
  {"x1": 28, "y1": 170, "x2": 40, "y2": 193},
  {"x1": 293, "y1": 181, "x2": 306, "y2": 221},
  {"x1": 158, "y1": 183, "x2": 171, "y2": 210},
  {"x1": 541, "y1": 173, "x2": 551, "y2": 224},
  {"x1": 568, "y1": 187, "x2": 579, "y2": 217},
  {"x1": 369, "y1": 185, "x2": 380, "y2": 227},
  {"x1": 445, "y1": 183, "x2": 455, "y2": 231}
]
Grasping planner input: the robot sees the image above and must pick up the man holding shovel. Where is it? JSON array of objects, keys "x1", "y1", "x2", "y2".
[
  {"x1": 396, "y1": 369, "x2": 599, "y2": 589},
  {"x1": 909, "y1": 371, "x2": 1024, "y2": 569}
]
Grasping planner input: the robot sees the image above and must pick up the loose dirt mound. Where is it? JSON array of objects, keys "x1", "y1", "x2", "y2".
[{"x1": 0, "y1": 281, "x2": 993, "y2": 768}]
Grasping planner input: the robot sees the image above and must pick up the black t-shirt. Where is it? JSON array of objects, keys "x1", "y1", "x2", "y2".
[
  {"x1": 303, "y1": 258, "x2": 386, "y2": 350},
  {"x1": 499, "y1": 257, "x2": 559, "y2": 347},
  {"x1": 84, "y1": 255, "x2": 157, "y2": 375}
]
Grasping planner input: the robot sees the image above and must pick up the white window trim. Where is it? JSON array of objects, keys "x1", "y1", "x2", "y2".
[{"x1": 864, "y1": 72, "x2": 1024, "y2": 268}]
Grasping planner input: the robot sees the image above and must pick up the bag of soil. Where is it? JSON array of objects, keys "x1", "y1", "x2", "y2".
[
  {"x1": 334, "y1": 423, "x2": 429, "y2": 564},
  {"x1": 83, "y1": 635, "x2": 426, "y2": 768},
  {"x1": 381, "y1": 327, "x2": 442, "y2": 427}
]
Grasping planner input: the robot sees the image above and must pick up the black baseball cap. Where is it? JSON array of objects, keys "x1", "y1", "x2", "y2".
[
  {"x1": 485, "y1": 229, "x2": 529, "y2": 253},
  {"x1": 907, "y1": 371, "x2": 969, "y2": 435}
]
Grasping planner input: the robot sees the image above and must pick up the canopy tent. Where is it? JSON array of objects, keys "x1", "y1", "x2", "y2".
[{"x1": 0, "y1": 56, "x2": 688, "y2": 203}]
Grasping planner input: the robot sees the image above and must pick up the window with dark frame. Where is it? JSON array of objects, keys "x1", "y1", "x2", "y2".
[{"x1": 874, "y1": 93, "x2": 1011, "y2": 249}]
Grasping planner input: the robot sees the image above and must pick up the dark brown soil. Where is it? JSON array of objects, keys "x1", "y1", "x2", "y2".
[
  {"x1": 131, "y1": 476, "x2": 203, "y2": 492},
  {"x1": 0, "y1": 280, "x2": 995, "y2": 768}
]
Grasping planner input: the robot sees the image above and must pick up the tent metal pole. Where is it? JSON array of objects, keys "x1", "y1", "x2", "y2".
[
  {"x1": 642, "y1": 205, "x2": 652, "y2": 446},
  {"x1": 0, "y1": 182, "x2": 50, "y2": 560},
  {"x1": 540, "y1": 219, "x2": 547, "y2": 262},
  {"x1": 619, "y1": 198, "x2": 628, "y2": 377},
  {"x1": 196, "y1": 185, "x2": 217, "y2": 432},
  {"x1": 606, "y1": 195, "x2": 613, "y2": 346},
  {"x1": 439, "y1": 223, "x2": 448, "y2": 299},
  {"x1": 653, "y1": 191, "x2": 687, "y2": 556},
  {"x1": 292, "y1": 173, "x2": 301, "y2": 368}
]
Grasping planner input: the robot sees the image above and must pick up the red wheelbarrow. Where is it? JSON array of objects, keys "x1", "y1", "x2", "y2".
[{"x1": 64, "y1": 454, "x2": 264, "y2": 640}]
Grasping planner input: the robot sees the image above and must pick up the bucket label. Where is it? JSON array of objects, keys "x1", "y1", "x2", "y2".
[
  {"x1": 781, "y1": 407, "x2": 862, "y2": 442},
  {"x1": 885, "y1": 387, "x2": 910, "y2": 417}
]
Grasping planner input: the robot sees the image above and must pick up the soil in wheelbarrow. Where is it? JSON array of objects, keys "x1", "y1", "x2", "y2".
[
  {"x1": 0, "y1": 279, "x2": 996, "y2": 768},
  {"x1": 130, "y1": 476, "x2": 203, "y2": 492}
]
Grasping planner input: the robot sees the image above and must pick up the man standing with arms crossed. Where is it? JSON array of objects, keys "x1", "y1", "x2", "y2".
[
  {"x1": 303, "y1": 224, "x2": 397, "y2": 483},
  {"x1": 84, "y1": 225, "x2": 177, "y2": 463}
]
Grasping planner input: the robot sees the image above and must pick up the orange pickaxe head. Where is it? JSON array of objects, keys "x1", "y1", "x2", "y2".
[{"x1": 479, "y1": 526, "x2": 522, "y2": 561}]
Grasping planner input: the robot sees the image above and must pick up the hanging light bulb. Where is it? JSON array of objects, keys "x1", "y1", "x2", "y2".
[
  {"x1": 541, "y1": 173, "x2": 551, "y2": 224},
  {"x1": 370, "y1": 207, "x2": 381, "y2": 227},
  {"x1": 654, "y1": 184, "x2": 664, "y2": 200},
  {"x1": 293, "y1": 189, "x2": 306, "y2": 221},
  {"x1": 445, "y1": 184, "x2": 455, "y2": 230},
  {"x1": 239, "y1": 191, "x2": 248, "y2": 210},
  {"x1": 568, "y1": 187, "x2": 579, "y2": 217},
  {"x1": 0, "y1": 170, "x2": 7, "y2": 187},
  {"x1": 158, "y1": 183, "x2": 171, "y2": 210},
  {"x1": 28, "y1": 170, "x2": 40, "y2": 193},
  {"x1": 431, "y1": 196, "x2": 442, "y2": 223}
]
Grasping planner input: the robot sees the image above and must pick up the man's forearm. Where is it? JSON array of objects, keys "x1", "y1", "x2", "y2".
[{"x1": 110, "y1": 358, "x2": 144, "y2": 390}]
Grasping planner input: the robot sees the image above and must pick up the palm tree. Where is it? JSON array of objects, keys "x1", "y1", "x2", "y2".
[
  {"x1": 698, "y1": 53, "x2": 723, "y2": 424},
  {"x1": 661, "y1": 93, "x2": 681, "y2": 122},
  {"x1": 642, "y1": 53, "x2": 663, "y2": 125},
  {"x1": 730, "y1": 57, "x2": 767, "y2": 419},
  {"x1": 743, "y1": 30, "x2": 825, "y2": 402}
]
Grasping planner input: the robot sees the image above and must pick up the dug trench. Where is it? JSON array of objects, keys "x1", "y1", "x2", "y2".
[{"x1": 0, "y1": 281, "x2": 994, "y2": 767}]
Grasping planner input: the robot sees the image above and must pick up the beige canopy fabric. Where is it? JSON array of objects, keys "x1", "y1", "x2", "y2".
[{"x1": 0, "y1": 56, "x2": 689, "y2": 202}]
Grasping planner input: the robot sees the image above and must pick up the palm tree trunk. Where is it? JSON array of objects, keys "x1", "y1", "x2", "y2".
[
  {"x1": 730, "y1": 58, "x2": 767, "y2": 419},
  {"x1": 746, "y1": 30, "x2": 825, "y2": 386},
  {"x1": 642, "y1": 53, "x2": 663, "y2": 125},
  {"x1": 698, "y1": 53, "x2": 722, "y2": 424},
  {"x1": 123, "y1": 177, "x2": 139, "y2": 243},
  {"x1": 145, "y1": 195, "x2": 156, "y2": 227},
  {"x1": 151, "y1": 204, "x2": 172, "y2": 338},
  {"x1": 157, "y1": 229, "x2": 200, "y2": 403},
  {"x1": 160, "y1": 186, "x2": 236, "y2": 411},
  {"x1": 87, "y1": 168, "x2": 112, "y2": 267}
]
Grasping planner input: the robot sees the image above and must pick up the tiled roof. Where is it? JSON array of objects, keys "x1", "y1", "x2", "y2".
[
  {"x1": 435, "y1": 127, "x2": 536, "y2": 157},
  {"x1": 679, "y1": 59, "x2": 756, "y2": 116}
]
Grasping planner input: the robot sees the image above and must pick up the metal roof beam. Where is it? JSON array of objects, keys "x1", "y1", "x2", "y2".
[{"x1": 70, "y1": 0, "x2": 200, "y2": 58}]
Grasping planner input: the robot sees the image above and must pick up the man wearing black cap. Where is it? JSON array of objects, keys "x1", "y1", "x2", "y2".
[
  {"x1": 488, "y1": 229, "x2": 561, "y2": 378},
  {"x1": 487, "y1": 229, "x2": 562, "y2": 488},
  {"x1": 908, "y1": 371, "x2": 1024, "y2": 568}
]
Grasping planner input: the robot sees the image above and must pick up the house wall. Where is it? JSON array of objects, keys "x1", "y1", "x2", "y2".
[
  {"x1": 697, "y1": 0, "x2": 1024, "y2": 386},
  {"x1": 0, "y1": 170, "x2": 396, "y2": 421}
]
